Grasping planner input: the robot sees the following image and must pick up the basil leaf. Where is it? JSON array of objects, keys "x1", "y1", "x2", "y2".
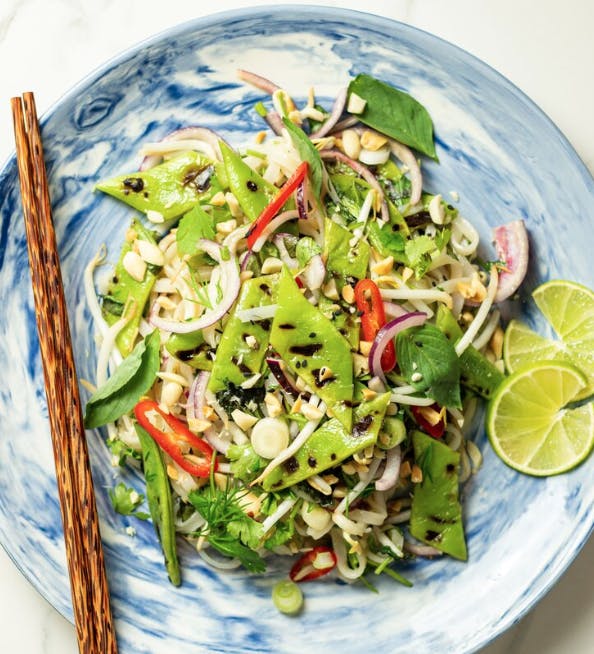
[
  {"x1": 348, "y1": 74, "x2": 437, "y2": 160},
  {"x1": 396, "y1": 324, "x2": 461, "y2": 408},
  {"x1": 176, "y1": 204, "x2": 216, "y2": 256},
  {"x1": 282, "y1": 118, "x2": 323, "y2": 197},
  {"x1": 84, "y1": 330, "x2": 161, "y2": 428}
]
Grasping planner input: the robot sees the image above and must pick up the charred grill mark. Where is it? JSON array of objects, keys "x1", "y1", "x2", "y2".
[
  {"x1": 183, "y1": 164, "x2": 213, "y2": 192},
  {"x1": 123, "y1": 177, "x2": 144, "y2": 192},
  {"x1": 353, "y1": 415, "x2": 373, "y2": 437},
  {"x1": 284, "y1": 457, "x2": 299, "y2": 473},
  {"x1": 289, "y1": 343, "x2": 323, "y2": 356}
]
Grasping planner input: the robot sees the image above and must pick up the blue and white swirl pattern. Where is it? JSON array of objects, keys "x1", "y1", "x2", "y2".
[{"x1": 0, "y1": 7, "x2": 593, "y2": 654}]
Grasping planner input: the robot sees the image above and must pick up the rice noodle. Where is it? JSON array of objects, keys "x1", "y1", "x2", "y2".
[{"x1": 455, "y1": 266, "x2": 498, "y2": 356}]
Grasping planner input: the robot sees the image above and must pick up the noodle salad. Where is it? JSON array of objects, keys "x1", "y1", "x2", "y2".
[{"x1": 84, "y1": 70, "x2": 528, "y2": 609}]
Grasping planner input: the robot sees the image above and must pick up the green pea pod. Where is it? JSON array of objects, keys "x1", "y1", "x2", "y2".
[
  {"x1": 96, "y1": 151, "x2": 225, "y2": 221},
  {"x1": 165, "y1": 331, "x2": 212, "y2": 371},
  {"x1": 208, "y1": 274, "x2": 278, "y2": 393},
  {"x1": 324, "y1": 217, "x2": 370, "y2": 280},
  {"x1": 102, "y1": 219, "x2": 159, "y2": 356},
  {"x1": 135, "y1": 424, "x2": 181, "y2": 586},
  {"x1": 270, "y1": 267, "x2": 354, "y2": 430},
  {"x1": 219, "y1": 140, "x2": 276, "y2": 222},
  {"x1": 409, "y1": 430, "x2": 467, "y2": 560},
  {"x1": 435, "y1": 306, "x2": 505, "y2": 399},
  {"x1": 317, "y1": 295, "x2": 360, "y2": 350},
  {"x1": 263, "y1": 392, "x2": 391, "y2": 491}
]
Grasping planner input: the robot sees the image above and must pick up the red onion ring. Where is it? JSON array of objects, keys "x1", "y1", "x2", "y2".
[
  {"x1": 251, "y1": 209, "x2": 300, "y2": 252},
  {"x1": 389, "y1": 139, "x2": 423, "y2": 206},
  {"x1": 150, "y1": 239, "x2": 240, "y2": 333},
  {"x1": 237, "y1": 69, "x2": 280, "y2": 95},
  {"x1": 265, "y1": 111, "x2": 284, "y2": 136},
  {"x1": 310, "y1": 87, "x2": 347, "y2": 139},
  {"x1": 375, "y1": 445, "x2": 402, "y2": 491},
  {"x1": 273, "y1": 233, "x2": 299, "y2": 268},
  {"x1": 369, "y1": 311, "x2": 427, "y2": 381},
  {"x1": 187, "y1": 371, "x2": 229, "y2": 454},
  {"x1": 320, "y1": 149, "x2": 389, "y2": 223},
  {"x1": 492, "y1": 220, "x2": 529, "y2": 302},
  {"x1": 295, "y1": 178, "x2": 308, "y2": 221}
]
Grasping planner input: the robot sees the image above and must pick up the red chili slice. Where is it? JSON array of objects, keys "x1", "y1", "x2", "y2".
[
  {"x1": 411, "y1": 403, "x2": 446, "y2": 439},
  {"x1": 289, "y1": 546, "x2": 337, "y2": 582}
]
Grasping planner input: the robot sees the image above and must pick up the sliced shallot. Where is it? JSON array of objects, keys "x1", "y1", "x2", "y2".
[
  {"x1": 492, "y1": 219, "x2": 529, "y2": 302},
  {"x1": 375, "y1": 446, "x2": 402, "y2": 491},
  {"x1": 310, "y1": 87, "x2": 347, "y2": 139},
  {"x1": 389, "y1": 139, "x2": 423, "y2": 206}
]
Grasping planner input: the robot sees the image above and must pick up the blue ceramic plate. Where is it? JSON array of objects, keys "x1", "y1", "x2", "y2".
[{"x1": 1, "y1": 6, "x2": 593, "y2": 654}]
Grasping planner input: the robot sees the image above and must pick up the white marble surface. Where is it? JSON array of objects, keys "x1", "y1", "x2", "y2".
[{"x1": 0, "y1": 1, "x2": 592, "y2": 653}]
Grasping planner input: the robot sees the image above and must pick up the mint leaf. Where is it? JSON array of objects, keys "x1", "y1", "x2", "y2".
[
  {"x1": 282, "y1": 118, "x2": 323, "y2": 197},
  {"x1": 348, "y1": 74, "x2": 437, "y2": 160},
  {"x1": 84, "y1": 330, "x2": 161, "y2": 428},
  {"x1": 176, "y1": 204, "x2": 216, "y2": 256},
  {"x1": 396, "y1": 324, "x2": 461, "y2": 408}
]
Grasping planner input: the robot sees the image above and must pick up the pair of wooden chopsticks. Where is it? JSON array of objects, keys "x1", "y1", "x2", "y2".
[{"x1": 11, "y1": 93, "x2": 118, "y2": 654}]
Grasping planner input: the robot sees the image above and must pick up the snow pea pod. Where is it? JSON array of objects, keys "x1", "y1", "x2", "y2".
[
  {"x1": 219, "y1": 140, "x2": 276, "y2": 222},
  {"x1": 96, "y1": 151, "x2": 225, "y2": 221},
  {"x1": 262, "y1": 392, "x2": 391, "y2": 491},
  {"x1": 208, "y1": 274, "x2": 278, "y2": 393},
  {"x1": 135, "y1": 424, "x2": 181, "y2": 586},
  {"x1": 165, "y1": 331, "x2": 212, "y2": 371},
  {"x1": 435, "y1": 306, "x2": 504, "y2": 399},
  {"x1": 409, "y1": 430, "x2": 467, "y2": 560},
  {"x1": 270, "y1": 267, "x2": 354, "y2": 430},
  {"x1": 324, "y1": 217, "x2": 370, "y2": 280},
  {"x1": 102, "y1": 219, "x2": 159, "y2": 356}
]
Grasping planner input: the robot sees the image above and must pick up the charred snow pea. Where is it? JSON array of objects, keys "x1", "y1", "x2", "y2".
[
  {"x1": 324, "y1": 217, "x2": 370, "y2": 280},
  {"x1": 409, "y1": 430, "x2": 467, "y2": 560},
  {"x1": 270, "y1": 267, "x2": 354, "y2": 431},
  {"x1": 219, "y1": 140, "x2": 276, "y2": 222},
  {"x1": 208, "y1": 274, "x2": 278, "y2": 393},
  {"x1": 263, "y1": 392, "x2": 391, "y2": 491},
  {"x1": 435, "y1": 306, "x2": 504, "y2": 399},
  {"x1": 165, "y1": 331, "x2": 212, "y2": 371},
  {"x1": 317, "y1": 296, "x2": 360, "y2": 350},
  {"x1": 102, "y1": 219, "x2": 159, "y2": 356},
  {"x1": 135, "y1": 424, "x2": 181, "y2": 586},
  {"x1": 96, "y1": 151, "x2": 225, "y2": 221}
]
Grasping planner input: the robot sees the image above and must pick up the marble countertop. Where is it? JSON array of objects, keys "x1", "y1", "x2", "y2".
[{"x1": 0, "y1": 1, "x2": 592, "y2": 652}]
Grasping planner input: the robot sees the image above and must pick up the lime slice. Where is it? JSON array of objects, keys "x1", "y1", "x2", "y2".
[
  {"x1": 504, "y1": 280, "x2": 594, "y2": 400},
  {"x1": 486, "y1": 361, "x2": 594, "y2": 476}
]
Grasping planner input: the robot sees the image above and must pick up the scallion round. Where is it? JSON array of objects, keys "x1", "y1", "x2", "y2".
[{"x1": 272, "y1": 579, "x2": 303, "y2": 615}]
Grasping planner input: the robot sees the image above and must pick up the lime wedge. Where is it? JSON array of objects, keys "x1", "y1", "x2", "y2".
[
  {"x1": 504, "y1": 280, "x2": 594, "y2": 400},
  {"x1": 486, "y1": 361, "x2": 594, "y2": 476}
]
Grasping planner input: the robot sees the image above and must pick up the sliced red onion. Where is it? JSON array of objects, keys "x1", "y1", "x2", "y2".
[
  {"x1": 369, "y1": 311, "x2": 428, "y2": 382},
  {"x1": 295, "y1": 178, "x2": 308, "y2": 221},
  {"x1": 389, "y1": 139, "x2": 423, "y2": 206},
  {"x1": 375, "y1": 445, "x2": 402, "y2": 491},
  {"x1": 240, "y1": 249, "x2": 256, "y2": 273},
  {"x1": 150, "y1": 239, "x2": 240, "y2": 333},
  {"x1": 310, "y1": 87, "x2": 347, "y2": 139},
  {"x1": 251, "y1": 209, "x2": 299, "y2": 252},
  {"x1": 266, "y1": 357, "x2": 301, "y2": 400},
  {"x1": 320, "y1": 149, "x2": 389, "y2": 223},
  {"x1": 187, "y1": 372, "x2": 229, "y2": 454},
  {"x1": 237, "y1": 69, "x2": 280, "y2": 95},
  {"x1": 403, "y1": 541, "x2": 443, "y2": 557},
  {"x1": 492, "y1": 220, "x2": 529, "y2": 302},
  {"x1": 330, "y1": 115, "x2": 360, "y2": 134},
  {"x1": 300, "y1": 254, "x2": 326, "y2": 291},
  {"x1": 265, "y1": 111, "x2": 284, "y2": 136}
]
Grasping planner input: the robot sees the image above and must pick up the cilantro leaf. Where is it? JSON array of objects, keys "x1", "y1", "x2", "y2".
[
  {"x1": 404, "y1": 235, "x2": 436, "y2": 278},
  {"x1": 109, "y1": 482, "x2": 150, "y2": 520},
  {"x1": 295, "y1": 236, "x2": 322, "y2": 267},
  {"x1": 227, "y1": 444, "x2": 268, "y2": 484},
  {"x1": 84, "y1": 330, "x2": 161, "y2": 428},
  {"x1": 176, "y1": 204, "x2": 216, "y2": 256},
  {"x1": 396, "y1": 324, "x2": 462, "y2": 408}
]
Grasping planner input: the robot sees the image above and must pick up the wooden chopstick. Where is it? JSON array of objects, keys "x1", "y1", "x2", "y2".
[{"x1": 11, "y1": 93, "x2": 118, "y2": 654}]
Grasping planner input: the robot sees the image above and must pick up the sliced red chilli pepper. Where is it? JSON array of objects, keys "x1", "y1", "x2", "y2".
[
  {"x1": 411, "y1": 403, "x2": 446, "y2": 439},
  {"x1": 134, "y1": 399, "x2": 216, "y2": 477},
  {"x1": 246, "y1": 161, "x2": 309, "y2": 250},
  {"x1": 354, "y1": 278, "x2": 396, "y2": 372},
  {"x1": 289, "y1": 546, "x2": 337, "y2": 582}
]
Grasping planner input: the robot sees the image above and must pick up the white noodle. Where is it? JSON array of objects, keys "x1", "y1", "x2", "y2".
[{"x1": 455, "y1": 266, "x2": 498, "y2": 356}]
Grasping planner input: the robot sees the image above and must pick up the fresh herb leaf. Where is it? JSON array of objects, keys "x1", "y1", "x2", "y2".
[
  {"x1": 84, "y1": 330, "x2": 161, "y2": 428},
  {"x1": 405, "y1": 234, "x2": 437, "y2": 278},
  {"x1": 348, "y1": 74, "x2": 437, "y2": 160},
  {"x1": 176, "y1": 204, "x2": 216, "y2": 256},
  {"x1": 295, "y1": 236, "x2": 322, "y2": 267},
  {"x1": 282, "y1": 118, "x2": 324, "y2": 197},
  {"x1": 396, "y1": 324, "x2": 462, "y2": 408},
  {"x1": 106, "y1": 437, "x2": 142, "y2": 466},
  {"x1": 216, "y1": 382, "x2": 266, "y2": 415},
  {"x1": 109, "y1": 482, "x2": 150, "y2": 520},
  {"x1": 227, "y1": 443, "x2": 268, "y2": 483},
  {"x1": 367, "y1": 221, "x2": 406, "y2": 258}
]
